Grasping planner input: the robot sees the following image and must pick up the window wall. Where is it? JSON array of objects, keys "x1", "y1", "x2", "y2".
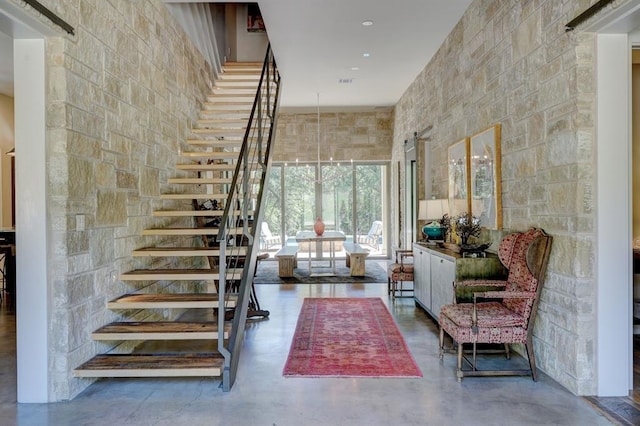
[{"x1": 263, "y1": 161, "x2": 389, "y2": 257}]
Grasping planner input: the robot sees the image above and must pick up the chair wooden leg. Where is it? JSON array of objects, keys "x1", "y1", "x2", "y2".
[
  {"x1": 472, "y1": 342, "x2": 477, "y2": 371},
  {"x1": 526, "y1": 337, "x2": 538, "y2": 381},
  {"x1": 504, "y1": 343, "x2": 511, "y2": 359},
  {"x1": 439, "y1": 327, "x2": 444, "y2": 359},
  {"x1": 456, "y1": 342, "x2": 464, "y2": 382}
]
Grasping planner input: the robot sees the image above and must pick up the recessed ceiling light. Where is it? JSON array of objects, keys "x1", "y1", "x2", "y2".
[
  {"x1": 362, "y1": 20, "x2": 373, "y2": 26},
  {"x1": 351, "y1": 67, "x2": 360, "y2": 71},
  {"x1": 363, "y1": 52, "x2": 370, "y2": 57}
]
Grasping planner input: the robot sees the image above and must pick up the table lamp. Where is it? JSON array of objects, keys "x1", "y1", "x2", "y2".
[{"x1": 419, "y1": 199, "x2": 449, "y2": 240}]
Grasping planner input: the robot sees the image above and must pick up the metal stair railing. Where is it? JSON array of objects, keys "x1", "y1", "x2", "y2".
[{"x1": 217, "y1": 45, "x2": 280, "y2": 391}]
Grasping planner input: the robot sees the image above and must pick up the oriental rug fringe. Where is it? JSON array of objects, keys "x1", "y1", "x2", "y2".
[{"x1": 282, "y1": 298, "x2": 422, "y2": 378}]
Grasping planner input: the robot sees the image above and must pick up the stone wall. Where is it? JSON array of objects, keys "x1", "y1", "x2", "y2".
[
  {"x1": 19, "y1": 0, "x2": 214, "y2": 400},
  {"x1": 392, "y1": 0, "x2": 606, "y2": 395},
  {"x1": 273, "y1": 111, "x2": 393, "y2": 163}
]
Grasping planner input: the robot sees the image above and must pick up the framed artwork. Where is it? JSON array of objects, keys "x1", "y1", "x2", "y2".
[
  {"x1": 448, "y1": 138, "x2": 470, "y2": 217},
  {"x1": 247, "y1": 4, "x2": 266, "y2": 32},
  {"x1": 469, "y1": 124, "x2": 502, "y2": 229}
]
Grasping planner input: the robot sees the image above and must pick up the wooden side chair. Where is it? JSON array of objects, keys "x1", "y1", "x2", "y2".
[
  {"x1": 438, "y1": 228, "x2": 552, "y2": 381},
  {"x1": 387, "y1": 249, "x2": 414, "y2": 300}
]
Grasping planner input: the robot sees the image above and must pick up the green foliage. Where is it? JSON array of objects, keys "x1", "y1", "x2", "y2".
[{"x1": 263, "y1": 163, "x2": 384, "y2": 240}]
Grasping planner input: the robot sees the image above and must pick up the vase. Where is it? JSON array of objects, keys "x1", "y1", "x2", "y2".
[{"x1": 313, "y1": 217, "x2": 325, "y2": 236}]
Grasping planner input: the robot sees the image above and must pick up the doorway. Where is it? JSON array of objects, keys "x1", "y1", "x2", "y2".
[
  {"x1": 0, "y1": 3, "x2": 52, "y2": 403},
  {"x1": 588, "y1": 3, "x2": 640, "y2": 396}
]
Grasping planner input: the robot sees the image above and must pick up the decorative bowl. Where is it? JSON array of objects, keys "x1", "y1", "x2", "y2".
[{"x1": 461, "y1": 243, "x2": 491, "y2": 253}]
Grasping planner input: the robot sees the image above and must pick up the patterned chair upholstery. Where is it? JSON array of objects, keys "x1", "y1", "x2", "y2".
[
  {"x1": 438, "y1": 228, "x2": 552, "y2": 381},
  {"x1": 387, "y1": 249, "x2": 414, "y2": 300}
]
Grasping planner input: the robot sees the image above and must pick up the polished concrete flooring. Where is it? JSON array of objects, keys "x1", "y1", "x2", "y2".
[{"x1": 0, "y1": 281, "x2": 619, "y2": 425}]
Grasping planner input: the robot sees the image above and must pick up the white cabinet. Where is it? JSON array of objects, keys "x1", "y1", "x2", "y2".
[
  {"x1": 413, "y1": 243, "x2": 506, "y2": 323},
  {"x1": 430, "y1": 253, "x2": 455, "y2": 319},
  {"x1": 413, "y1": 246, "x2": 431, "y2": 310}
]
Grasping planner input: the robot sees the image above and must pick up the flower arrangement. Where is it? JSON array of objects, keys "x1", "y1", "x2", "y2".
[{"x1": 452, "y1": 213, "x2": 481, "y2": 245}]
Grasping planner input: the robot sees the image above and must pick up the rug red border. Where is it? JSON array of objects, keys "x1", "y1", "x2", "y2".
[{"x1": 283, "y1": 298, "x2": 422, "y2": 378}]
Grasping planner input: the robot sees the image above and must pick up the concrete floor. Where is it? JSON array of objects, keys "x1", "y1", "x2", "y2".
[{"x1": 0, "y1": 282, "x2": 613, "y2": 426}]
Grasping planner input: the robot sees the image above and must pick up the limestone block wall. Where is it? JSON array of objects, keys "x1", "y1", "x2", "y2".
[
  {"x1": 16, "y1": 0, "x2": 214, "y2": 400},
  {"x1": 273, "y1": 110, "x2": 393, "y2": 163},
  {"x1": 392, "y1": 0, "x2": 604, "y2": 394}
]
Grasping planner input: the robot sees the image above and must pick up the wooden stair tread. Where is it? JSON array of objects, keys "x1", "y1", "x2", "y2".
[
  {"x1": 160, "y1": 193, "x2": 228, "y2": 200},
  {"x1": 92, "y1": 321, "x2": 230, "y2": 340},
  {"x1": 119, "y1": 268, "x2": 243, "y2": 281},
  {"x1": 175, "y1": 163, "x2": 237, "y2": 171},
  {"x1": 107, "y1": 293, "x2": 236, "y2": 309},
  {"x1": 153, "y1": 210, "x2": 254, "y2": 217},
  {"x1": 191, "y1": 128, "x2": 246, "y2": 135},
  {"x1": 142, "y1": 227, "x2": 243, "y2": 235},
  {"x1": 132, "y1": 247, "x2": 246, "y2": 257},
  {"x1": 175, "y1": 159, "x2": 257, "y2": 167},
  {"x1": 180, "y1": 152, "x2": 246, "y2": 159},
  {"x1": 167, "y1": 178, "x2": 258, "y2": 185},
  {"x1": 196, "y1": 118, "x2": 250, "y2": 125},
  {"x1": 74, "y1": 353, "x2": 224, "y2": 377},
  {"x1": 185, "y1": 139, "x2": 243, "y2": 146}
]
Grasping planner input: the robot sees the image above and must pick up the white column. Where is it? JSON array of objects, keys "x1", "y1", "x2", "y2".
[
  {"x1": 14, "y1": 38, "x2": 49, "y2": 403},
  {"x1": 596, "y1": 33, "x2": 632, "y2": 396}
]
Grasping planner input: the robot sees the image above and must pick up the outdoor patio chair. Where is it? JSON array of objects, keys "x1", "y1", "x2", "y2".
[
  {"x1": 438, "y1": 227, "x2": 552, "y2": 382},
  {"x1": 359, "y1": 220, "x2": 383, "y2": 250},
  {"x1": 260, "y1": 222, "x2": 282, "y2": 250}
]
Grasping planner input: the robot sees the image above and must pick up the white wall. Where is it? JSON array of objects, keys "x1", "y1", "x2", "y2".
[{"x1": 234, "y1": 4, "x2": 268, "y2": 62}]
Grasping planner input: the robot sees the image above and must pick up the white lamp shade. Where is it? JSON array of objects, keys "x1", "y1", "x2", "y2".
[{"x1": 419, "y1": 199, "x2": 449, "y2": 221}]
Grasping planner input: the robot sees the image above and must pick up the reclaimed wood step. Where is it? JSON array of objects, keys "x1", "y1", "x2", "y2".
[
  {"x1": 91, "y1": 321, "x2": 230, "y2": 340},
  {"x1": 221, "y1": 67, "x2": 261, "y2": 74},
  {"x1": 191, "y1": 128, "x2": 246, "y2": 136},
  {"x1": 132, "y1": 247, "x2": 246, "y2": 257},
  {"x1": 199, "y1": 109, "x2": 252, "y2": 118},
  {"x1": 160, "y1": 192, "x2": 228, "y2": 200},
  {"x1": 185, "y1": 138, "x2": 242, "y2": 147},
  {"x1": 211, "y1": 87, "x2": 257, "y2": 94},
  {"x1": 152, "y1": 209, "x2": 254, "y2": 217},
  {"x1": 74, "y1": 353, "x2": 224, "y2": 377},
  {"x1": 203, "y1": 102, "x2": 253, "y2": 110},
  {"x1": 211, "y1": 84, "x2": 258, "y2": 94},
  {"x1": 107, "y1": 293, "x2": 236, "y2": 309},
  {"x1": 174, "y1": 163, "x2": 239, "y2": 172},
  {"x1": 119, "y1": 268, "x2": 242, "y2": 281},
  {"x1": 214, "y1": 80, "x2": 259, "y2": 87},
  {"x1": 195, "y1": 118, "x2": 250, "y2": 127},
  {"x1": 142, "y1": 227, "x2": 225, "y2": 236},
  {"x1": 180, "y1": 151, "x2": 252, "y2": 159},
  {"x1": 167, "y1": 177, "x2": 258, "y2": 185}
]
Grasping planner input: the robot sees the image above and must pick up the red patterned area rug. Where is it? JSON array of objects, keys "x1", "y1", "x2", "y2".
[{"x1": 282, "y1": 298, "x2": 422, "y2": 377}]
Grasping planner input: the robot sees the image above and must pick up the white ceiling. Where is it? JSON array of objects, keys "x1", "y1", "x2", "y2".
[
  {"x1": 257, "y1": 0, "x2": 472, "y2": 111},
  {"x1": 0, "y1": 1, "x2": 473, "y2": 109}
]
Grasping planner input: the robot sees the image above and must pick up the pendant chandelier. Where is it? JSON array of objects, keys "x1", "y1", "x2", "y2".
[{"x1": 293, "y1": 93, "x2": 352, "y2": 185}]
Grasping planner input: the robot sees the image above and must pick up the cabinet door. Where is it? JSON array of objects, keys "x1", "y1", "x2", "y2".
[
  {"x1": 430, "y1": 255, "x2": 455, "y2": 320},
  {"x1": 413, "y1": 248, "x2": 431, "y2": 309}
]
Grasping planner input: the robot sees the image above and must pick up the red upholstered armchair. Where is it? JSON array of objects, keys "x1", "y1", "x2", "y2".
[{"x1": 438, "y1": 228, "x2": 552, "y2": 382}]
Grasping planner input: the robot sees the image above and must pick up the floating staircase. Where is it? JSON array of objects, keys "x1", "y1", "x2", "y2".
[{"x1": 75, "y1": 50, "x2": 280, "y2": 390}]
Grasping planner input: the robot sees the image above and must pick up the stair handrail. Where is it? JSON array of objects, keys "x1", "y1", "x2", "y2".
[{"x1": 216, "y1": 45, "x2": 280, "y2": 391}]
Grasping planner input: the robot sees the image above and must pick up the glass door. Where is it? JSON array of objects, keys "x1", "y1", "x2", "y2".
[
  {"x1": 320, "y1": 163, "x2": 353, "y2": 234},
  {"x1": 283, "y1": 164, "x2": 316, "y2": 241}
]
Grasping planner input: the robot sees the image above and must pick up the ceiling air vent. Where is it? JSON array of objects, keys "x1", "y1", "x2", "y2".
[{"x1": 339, "y1": 78, "x2": 353, "y2": 84}]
